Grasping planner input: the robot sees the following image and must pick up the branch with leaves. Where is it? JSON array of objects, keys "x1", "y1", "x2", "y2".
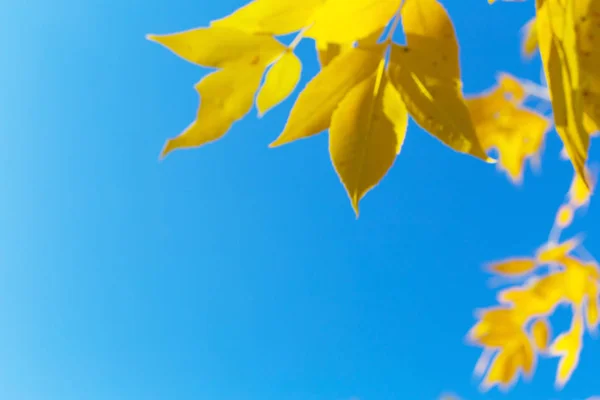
[{"x1": 148, "y1": 0, "x2": 600, "y2": 393}]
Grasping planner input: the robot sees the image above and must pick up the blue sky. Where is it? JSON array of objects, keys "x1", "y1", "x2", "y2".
[{"x1": 2, "y1": 0, "x2": 600, "y2": 399}]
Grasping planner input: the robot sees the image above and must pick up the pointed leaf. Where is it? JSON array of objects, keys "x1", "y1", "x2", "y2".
[
  {"x1": 256, "y1": 51, "x2": 302, "y2": 116},
  {"x1": 161, "y1": 64, "x2": 264, "y2": 158},
  {"x1": 536, "y1": 0, "x2": 591, "y2": 187},
  {"x1": 147, "y1": 26, "x2": 285, "y2": 68},
  {"x1": 531, "y1": 318, "x2": 551, "y2": 352},
  {"x1": 487, "y1": 258, "x2": 537, "y2": 276},
  {"x1": 388, "y1": 45, "x2": 489, "y2": 161},
  {"x1": 270, "y1": 44, "x2": 385, "y2": 147},
  {"x1": 329, "y1": 67, "x2": 408, "y2": 216}
]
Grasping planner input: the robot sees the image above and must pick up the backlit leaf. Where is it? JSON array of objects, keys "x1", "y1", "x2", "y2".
[
  {"x1": 536, "y1": 237, "x2": 581, "y2": 263},
  {"x1": 521, "y1": 17, "x2": 539, "y2": 58},
  {"x1": 147, "y1": 26, "x2": 285, "y2": 68},
  {"x1": 555, "y1": 204, "x2": 574, "y2": 228},
  {"x1": 329, "y1": 65, "x2": 408, "y2": 216},
  {"x1": 256, "y1": 51, "x2": 302, "y2": 116},
  {"x1": 388, "y1": 45, "x2": 489, "y2": 161},
  {"x1": 487, "y1": 258, "x2": 537, "y2": 276},
  {"x1": 161, "y1": 64, "x2": 264, "y2": 158},
  {"x1": 550, "y1": 311, "x2": 584, "y2": 388},
  {"x1": 531, "y1": 318, "x2": 551, "y2": 351},
  {"x1": 536, "y1": 0, "x2": 591, "y2": 187},
  {"x1": 305, "y1": 0, "x2": 400, "y2": 44},
  {"x1": 210, "y1": 0, "x2": 325, "y2": 35},
  {"x1": 270, "y1": 44, "x2": 385, "y2": 147}
]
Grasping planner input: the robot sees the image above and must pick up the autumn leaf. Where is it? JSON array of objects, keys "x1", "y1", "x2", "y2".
[
  {"x1": 387, "y1": 0, "x2": 490, "y2": 161},
  {"x1": 521, "y1": 17, "x2": 539, "y2": 58},
  {"x1": 531, "y1": 318, "x2": 551, "y2": 352},
  {"x1": 497, "y1": 275, "x2": 565, "y2": 316},
  {"x1": 256, "y1": 51, "x2": 302, "y2": 116},
  {"x1": 329, "y1": 64, "x2": 408, "y2": 216},
  {"x1": 536, "y1": 0, "x2": 591, "y2": 187},
  {"x1": 487, "y1": 257, "x2": 537, "y2": 276},
  {"x1": 568, "y1": 166, "x2": 595, "y2": 207},
  {"x1": 210, "y1": 0, "x2": 325, "y2": 36},
  {"x1": 147, "y1": 26, "x2": 285, "y2": 68},
  {"x1": 555, "y1": 204, "x2": 574, "y2": 229},
  {"x1": 161, "y1": 64, "x2": 265, "y2": 157},
  {"x1": 305, "y1": 0, "x2": 400, "y2": 44},
  {"x1": 536, "y1": 236, "x2": 581, "y2": 263},
  {"x1": 270, "y1": 44, "x2": 386, "y2": 147},
  {"x1": 550, "y1": 311, "x2": 584, "y2": 388}
]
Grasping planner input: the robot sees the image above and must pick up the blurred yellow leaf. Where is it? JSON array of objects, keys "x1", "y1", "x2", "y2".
[
  {"x1": 568, "y1": 166, "x2": 594, "y2": 207},
  {"x1": 306, "y1": 0, "x2": 400, "y2": 43},
  {"x1": 270, "y1": 44, "x2": 385, "y2": 147},
  {"x1": 161, "y1": 64, "x2": 264, "y2": 157},
  {"x1": 531, "y1": 318, "x2": 551, "y2": 352},
  {"x1": 536, "y1": 237, "x2": 581, "y2": 263},
  {"x1": 498, "y1": 274, "x2": 565, "y2": 316},
  {"x1": 147, "y1": 26, "x2": 285, "y2": 68},
  {"x1": 256, "y1": 51, "x2": 302, "y2": 116},
  {"x1": 487, "y1": 258, "x2": 537, "y2": 276},
  {"x1": 585, "y1": 281, "x2": 599, "y2": 332},
  {"x1": 555, "y1": 204, "x2": 574, "y2": 228},
  {"x1": 329, "y1": 65, "x2": 408, "y2": 216},
  {"x1": 550, "y1": 312, "x2": 584, "y2": 389},
  {"x1": 521, "y1": 17, "x2": 539, "y2": 58}
]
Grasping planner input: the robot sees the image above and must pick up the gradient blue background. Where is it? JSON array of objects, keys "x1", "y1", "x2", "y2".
[{"x1": 2, "y1": 1, "x2": 599, "y2": 399}]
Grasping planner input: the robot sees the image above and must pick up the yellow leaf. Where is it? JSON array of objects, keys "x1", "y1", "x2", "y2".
[
  {"x1": 468, "y1": 94, "x2": 550, "y2": 183},
  {"x1": 531, "y1": 318, "x2": 551, "y2": 352},
  {"x1": 562, "y1": 256, "x2": 597, "y2": 306},
  {"x1": 520, "y1": 339, "x2": 536, "y2": 378},
  {"x1": 329, "y1": 65, "x2": 408, "y2": 216},
  {"x1": 481, "y1": 347, "x2": 522, "y2": 391},
  {"x1": 401, "y1": 0, "x2": 461, "y2": 81},
  {"x1": 211, "y1": 0, "x2": 324, "y2": 35},
  {"x1": 147, "y1": 26, "x2": 285, "y2": 68},
  {"x1": 161, "y1": 64, "x2": 264, "y2": 158},
  {"x1": 555, "y1": 204, "x2": 574, "y2": 228},
  {"x1": 550, "y1": 311, "x2": 584, "y2": 389},
  {"x1": 487, "y1": 258, "x2": 537, "y2": 276},
  {"x1": 315, "y1": 41, "x2": 354, "y2": 69},
  {"x1": 305, "y1": 0, "x2": 401, "y2": 43},
  {"x1": 585, "y1": 281, "x2": 599, "y2": 332},
  {"x1": 536, "y1": 236, "x2": 581, "y2": 263},
  {"x1": 256, "y1": 51, "x2": 302, "y2": 116},
  {"x1": 270, "y1": 44, "x2": 385, "y2": 147},
  {"x1": 536, "y1": 0, "x2": 591, "y2": 188},
  {"x1": 388, "y1": 45, "x2": 489, "y2": 161},
  {"x1": 498, "y1": 274, "x2": 566, "y2": 316},
  {"x1": 521, "y1": 17, "x2": 539, "y2": 58},
  {"x1": 568, "y1": 166, "x2": 594, "y2": 207}
]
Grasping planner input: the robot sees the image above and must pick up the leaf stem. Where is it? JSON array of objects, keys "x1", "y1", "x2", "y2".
[
  {"x1": 385, "y1": 0, "x2": 405, "y2": 43},
  {"x1": 289, "y1": 25, "x2": 311, "y2": 50}
]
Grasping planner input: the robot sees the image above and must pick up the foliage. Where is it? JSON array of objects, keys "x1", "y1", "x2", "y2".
[{"x1": 148, "y1": 0, "x2": 600, "y2": 393}]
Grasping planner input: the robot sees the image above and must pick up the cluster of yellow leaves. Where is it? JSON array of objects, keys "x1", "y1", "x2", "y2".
[
  {"x1": 469, "y1": 236, "x2": 599, "y2": 391},
  {"x1": 148, "y1": 0, "x2": 509, "y2": 216},
  {"x1": 465, "y1": 73, "x2": 551, "y2": 183}
]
